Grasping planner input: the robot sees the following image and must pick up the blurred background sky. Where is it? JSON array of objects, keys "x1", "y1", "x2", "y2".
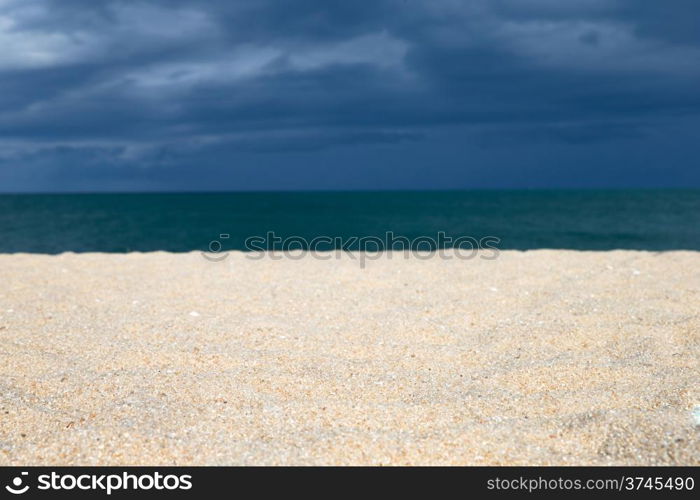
[{"x1": 0, "y1": 0, "x2": 699, "y2": 192}]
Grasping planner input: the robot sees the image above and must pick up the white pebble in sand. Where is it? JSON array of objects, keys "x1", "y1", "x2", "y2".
[{"x1": 189, "y1": 311, "x2": 200, "y2": 317}]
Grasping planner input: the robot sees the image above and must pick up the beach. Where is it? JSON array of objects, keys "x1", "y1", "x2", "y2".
[{"x1": 0, "y1": 250, "x2": 698, "y2": 465}]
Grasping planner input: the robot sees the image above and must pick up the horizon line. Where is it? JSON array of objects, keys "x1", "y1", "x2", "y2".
[{"x1": 2, "y1": 187, "x2": 700, "y2": 196}]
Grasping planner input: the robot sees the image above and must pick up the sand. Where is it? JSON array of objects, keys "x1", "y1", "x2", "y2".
[{"x1": 0, "y1": 250, "x2": 698, "y2": 465}]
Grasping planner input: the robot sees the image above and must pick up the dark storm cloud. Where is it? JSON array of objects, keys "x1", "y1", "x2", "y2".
[{"x1": 0, "y1": 0, "x2": 699, "y2": 190}]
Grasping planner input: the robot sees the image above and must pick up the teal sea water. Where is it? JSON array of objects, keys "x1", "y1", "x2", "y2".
[{"x1": 0, "y1": 190, "x2": 698, "y2": 253}]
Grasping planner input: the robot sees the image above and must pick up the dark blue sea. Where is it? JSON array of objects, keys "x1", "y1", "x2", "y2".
[{"x1": 0, "y1": 190, "x2": 698, "y2": 253}]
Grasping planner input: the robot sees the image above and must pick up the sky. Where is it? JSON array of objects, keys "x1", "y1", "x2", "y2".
[{"x1": 0, "y1": 0, "x2": 699, "y2": 192}]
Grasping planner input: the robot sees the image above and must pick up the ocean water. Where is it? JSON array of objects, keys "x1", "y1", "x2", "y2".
[{"x1": 0, "y1": 190, "x2": 698, "y2": 253}]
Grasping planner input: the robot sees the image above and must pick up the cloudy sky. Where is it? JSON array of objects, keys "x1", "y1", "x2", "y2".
[{"x1": 0, "y1": 0, "x2": 699, "y2": 191}]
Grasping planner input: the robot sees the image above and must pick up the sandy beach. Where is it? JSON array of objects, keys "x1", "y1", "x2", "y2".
[{"x1": 0, "y1": 250, "x2": 698, "y2": 465}]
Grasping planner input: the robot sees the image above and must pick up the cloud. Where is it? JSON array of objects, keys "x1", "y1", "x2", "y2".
[
  {"x1": 495, "y1": 19, "x2": 700, "y2": 75},
  {"x1": 0, "y1": 1, "x2": 213, "y2": 70},
  {"x1": 0, "y1": 0, "x2": 699, "y2": 190},
  {"x1": 119, "y1": 31, "x2": 408, "y2": 94}
]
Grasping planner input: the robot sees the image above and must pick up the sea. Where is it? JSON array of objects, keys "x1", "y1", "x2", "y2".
[{"x1": 0, "y1": 190, "x2": 698, "y2": 253}]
